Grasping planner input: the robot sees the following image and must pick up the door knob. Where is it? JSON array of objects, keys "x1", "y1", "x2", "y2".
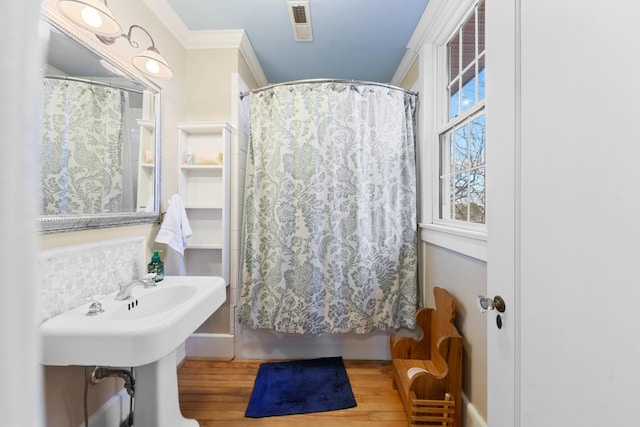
[{"x1": 477, "y1": 295, "x2": 506, "y2": 313}]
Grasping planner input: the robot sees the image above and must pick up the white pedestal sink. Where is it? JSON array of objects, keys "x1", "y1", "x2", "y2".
[{"x1": 41, "y1": 276, "x2": 227, "y2": 427}]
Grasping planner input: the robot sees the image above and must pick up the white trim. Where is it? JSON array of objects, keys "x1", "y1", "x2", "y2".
[
  {"x1": 186, "y1": 29, "x2": 242, "y2": 49},
  {"x1": 238, "y1": 31, "x2": 269, "y2": 87},
  {"x1": 186, "y1": 333, "x2": 235, "y2": 359},
  {"x1": 462, "y1": 392, "x2": 487, "y2": 427},
  {"x1": 420, "y1": 224, "x2": 487, "y2": 262},
  {"x1": 391, "y1": 0, "x2": 469, "y2": 86},
  {"x1": 413, "y1": 0, "x2": 488, "y2": 259},
  {"x1": 142, "y1": 0, "x2": 268, "y2": 87},
  {"x1": 390, "y1": 47, "x2": 418, "y2": 86},
  {"x1": 141, "y1": 0, "x2": 190, "y2": 46},
  {"x1": 235, "y1": 327, "x2": 391, "y2": 360}
]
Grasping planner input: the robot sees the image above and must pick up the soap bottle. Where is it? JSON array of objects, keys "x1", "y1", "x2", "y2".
[{"x1": 147, "y1": 250, "x2": 164, "y2": 282}]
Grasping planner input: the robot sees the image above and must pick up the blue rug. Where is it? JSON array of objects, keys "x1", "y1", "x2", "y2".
[{"x1": 245, "y1": 356, "x2": 357, "y2": 418}]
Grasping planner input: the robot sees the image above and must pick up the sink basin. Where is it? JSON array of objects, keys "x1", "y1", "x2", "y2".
[
  {"x1": 40, "y1": 275, "x2": 226, "y2": 367},
  {"x1": 112, "y1": 284, "x2": 199, "y2": 320},
  {"x1": 41, "y1": 275, "x2": 226, "y2": 427}
]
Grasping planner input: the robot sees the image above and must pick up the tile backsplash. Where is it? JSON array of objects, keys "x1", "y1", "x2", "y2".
[{"x1": 39, "y1": 236, "x2": 145, "y2": 321}]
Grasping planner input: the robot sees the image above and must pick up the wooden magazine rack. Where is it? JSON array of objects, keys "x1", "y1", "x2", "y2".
[{"x1": 390, "y1": 287, "x2": 462, "y2": 427}]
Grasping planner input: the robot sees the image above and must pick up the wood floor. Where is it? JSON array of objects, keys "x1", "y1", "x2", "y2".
[{"x1": 177, "y1": 358, "x2": 409, "y2": 427}]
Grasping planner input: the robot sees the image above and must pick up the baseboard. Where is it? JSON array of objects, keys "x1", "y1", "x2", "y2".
[
  {"x1": 462, "y1": 392, "x2": 487, "y2": 427},
  {"x1": 235, "y1": 327, "x2": 392, "y2": 360},
  {"x1": 78, "y1": 388, "x2": 130, "y2": 427},
  {"x1": 186, "y1": 333, "x2": 235, "y2": 359}
]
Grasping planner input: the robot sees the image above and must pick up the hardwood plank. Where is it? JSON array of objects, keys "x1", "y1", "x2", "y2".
[{"x1": 178, "y1": 358, "x2": 408, "y2": 427}]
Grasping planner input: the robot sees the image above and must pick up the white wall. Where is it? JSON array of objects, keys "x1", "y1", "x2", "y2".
[
  {"x1": 2, "y1": 2, "x2": 45, "y2": 426},
  {"x1": 518, "y1": 1, "x2": 640, "y2": 425},
  {"x1": 487, "y1": 0, "x2": 640, "y2": 425}
]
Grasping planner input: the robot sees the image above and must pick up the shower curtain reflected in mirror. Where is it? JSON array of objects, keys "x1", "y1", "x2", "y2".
[
  {"x1": 40, "y1": 78, "x2": 134, "y2": 215},
  {"x1": 239, "y1": 82, "x2": 418, "y2": 334}
]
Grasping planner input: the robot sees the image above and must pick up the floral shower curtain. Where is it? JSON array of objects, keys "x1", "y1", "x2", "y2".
[
  {"x1": 239, "y1": 82, "x2": 418, "y2": 334},
  {"x1": 40, "y1": 78, "x2": 125, "y2": 215}
]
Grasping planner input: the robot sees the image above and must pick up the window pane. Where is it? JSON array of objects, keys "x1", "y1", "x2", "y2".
[
  {"x1": 478, "y1": 0, "x2": 485, "y2": 55},
  {"x1": 454, "y1": 172, "x2": 468, "y2": 221},
  {"x1": 438, "y1": 0, "x2": 486, "y2": 226},
  {"x1": 455, "y1": 125, "x2": 468, "y2": 172},
  {"x1": 461, "y1": 67, "x2": 476, "y2": 113},
  {"x1": 449, "y1": 132, "x2": 456, "y2": 172},
  {"x1": 478, "y1": 56, "x2": 486, "y2": 101},
  {"x1": 449, "y1": 35, "x2": 460, "y2": 81},
  {"x1": 470, "y1": 115, "x2": 485, "y2": 167},
  {"x1": 449, "y1": 79, "x2": 460, "y2": 120},
  {"x1": 469, "y1": 167, "x2": 485, "y2": 224},
  {"x1": 461, "y1": 9, "x2": 476, "y2": 71}
]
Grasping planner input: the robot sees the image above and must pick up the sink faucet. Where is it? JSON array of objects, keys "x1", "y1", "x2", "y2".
[{"x1": 114, "y1": 274, "x2": 156, "y2": 300}]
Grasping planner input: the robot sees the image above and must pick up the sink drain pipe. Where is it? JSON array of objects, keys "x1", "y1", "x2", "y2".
[
  {"x1": 85, "y1": 366, "x2": 136, "y2": 426},
  {"x1": 91, "y1": 367, "x2": 135, "y2": 396}
]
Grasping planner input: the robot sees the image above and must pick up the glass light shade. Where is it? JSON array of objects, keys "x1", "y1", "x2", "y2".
[
  {"x1": 57, "y1": 0, "x2": 121, "y2": 36},
  {"x1": 132, "y1": 48, "x2": 173, "y2": 80}
]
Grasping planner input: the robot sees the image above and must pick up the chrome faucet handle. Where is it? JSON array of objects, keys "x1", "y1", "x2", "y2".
[
  {"x1": 142, "y1": 273, "x2": 157, "y2": 287},
  {"x1": 86, "y1": 295, "x2": 105, "y2": 316}
]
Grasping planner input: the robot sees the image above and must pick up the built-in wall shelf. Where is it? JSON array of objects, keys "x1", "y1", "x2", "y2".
[
  {"x1": 177, "y1": 122, "x2": 232, "y2": 283},
  {"x1": 136, "y1": 119, "x2": 156, "y2": 212}
]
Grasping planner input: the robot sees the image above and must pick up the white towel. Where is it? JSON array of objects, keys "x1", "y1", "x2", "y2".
[{"x1": 155, "y1": 194, "x2": 192, "y2": 256}]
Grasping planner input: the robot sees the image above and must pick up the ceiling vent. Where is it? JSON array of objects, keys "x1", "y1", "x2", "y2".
[{"x1": 287, "y1": 1, "x2": 313, "y2": 42}]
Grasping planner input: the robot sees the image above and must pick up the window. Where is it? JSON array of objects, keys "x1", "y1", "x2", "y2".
[{"x1": 438, "y1": 0, "x2": 485, "y2": 226}]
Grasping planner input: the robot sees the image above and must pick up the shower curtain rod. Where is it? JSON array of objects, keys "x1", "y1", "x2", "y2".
[
  {"x1": 239, "y1": 78, "x2": 418, "y2": 99},
  {"x1": 44, "y1": 75, "x2": 144, "y2": 94}
]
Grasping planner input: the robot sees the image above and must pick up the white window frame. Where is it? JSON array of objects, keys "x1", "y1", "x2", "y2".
[{"x1": 413, "y1": 0, "x2": 487, "y2": 261}]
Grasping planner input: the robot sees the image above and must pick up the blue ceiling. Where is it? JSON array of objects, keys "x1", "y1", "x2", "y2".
[{"x1": 164, "y1": 0, "x2": 430, "y2": 84}]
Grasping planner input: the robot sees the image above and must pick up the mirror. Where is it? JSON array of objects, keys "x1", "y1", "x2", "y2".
[{"x1": 38, "y1": 4, "x2": 161, "y2": 233}]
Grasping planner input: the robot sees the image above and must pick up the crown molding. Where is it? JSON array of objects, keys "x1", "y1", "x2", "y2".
[
  {"x1": 392, "y1": 0, "x2": 476, "y2": 86},
  {"x1": 186, "y1": 29, "x2": 239, "y2": 49},
  {"x1": 142, "y1": 0, "x2": 268, "y2": 87},
  {"x1": 238, "y1": 31, "x2": 268, "y2": 87},
  {"x1": 141, "y1": 0, "x2": 190, "y2": 46}
]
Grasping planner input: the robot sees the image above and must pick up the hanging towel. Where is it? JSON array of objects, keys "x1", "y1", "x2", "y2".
[{"x1": 155, "y1": 194, "x2": 192, "y2": 255}]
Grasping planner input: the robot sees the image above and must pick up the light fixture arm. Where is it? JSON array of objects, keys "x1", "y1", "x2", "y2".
[
  {"x1": 97, "y1": 24, "x2": 156, "y2": 50},
  {"x1": 123, "y1": 24, "x2": 157, "y2": 52}
]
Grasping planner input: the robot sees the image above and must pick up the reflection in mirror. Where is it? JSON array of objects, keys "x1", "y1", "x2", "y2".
[{"x1": 38, "y1": 7, "x2": 162, "y2": 232}]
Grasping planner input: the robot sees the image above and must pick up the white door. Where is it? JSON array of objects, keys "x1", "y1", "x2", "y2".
[
  {"x1": 487, "y1": 0, "x2": 640, "y2": 426},
  {"x1": 485, "y1": 0, "x2": 519, "y2": 425}
]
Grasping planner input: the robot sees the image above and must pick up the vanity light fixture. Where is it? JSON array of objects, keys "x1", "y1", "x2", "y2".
[
  {"x1": 97, "y1": 25, "x2": 174, "y2": 80},
  {"x1": 57, "y1": 0, "x2": 121, "y2": 36},
  {"x1": 56, "y1": 0, "x2": 173, "y2": 80}
]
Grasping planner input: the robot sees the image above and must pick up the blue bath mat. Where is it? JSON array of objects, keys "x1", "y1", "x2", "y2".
[{"x1": 245, "y1": 356, "x2": 357, "y2": 418}]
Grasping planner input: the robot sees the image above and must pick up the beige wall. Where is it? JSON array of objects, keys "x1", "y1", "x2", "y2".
[
  {"x1": 185, "y1": 49, "x2": 237, "y2": 122},
  {"x1": 183, "y1": 45, "x2": 262, "y2": 336},
  {"x1": 421, "y1": 241, "x2": 487, "y2": 420},
  {"x1": 400, "y1": 58, "x2": 419, "y2": 90},
  {"x1": 39, "y1": 224, "x2": 159, "y2": 252}
]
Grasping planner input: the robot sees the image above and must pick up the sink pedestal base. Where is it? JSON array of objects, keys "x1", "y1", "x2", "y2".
[{"x1": 134, "y1": 349, "x2": 198, "y2": 427}]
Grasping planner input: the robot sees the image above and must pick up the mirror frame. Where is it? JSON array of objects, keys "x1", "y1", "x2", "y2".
[{"x1": 38, "y1": 3, "x2": 162, "y2": 233}]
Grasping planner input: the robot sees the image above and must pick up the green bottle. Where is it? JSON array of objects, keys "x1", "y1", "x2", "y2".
[{"x1": 147, "y1": 250, "x2": 164, "y2": 282}]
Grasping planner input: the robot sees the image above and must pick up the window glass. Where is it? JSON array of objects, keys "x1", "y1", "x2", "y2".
[{"x1": 440, "y1": 0, "x2": 486, "y2": 226}]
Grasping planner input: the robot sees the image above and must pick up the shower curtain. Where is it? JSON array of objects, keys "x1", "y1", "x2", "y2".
[
  {"x1": 239, "y1": 82, "x2": 418, "y2": 334},
  {"x1": 40, "y1": 78, "x2": 126, "y2": 215}
]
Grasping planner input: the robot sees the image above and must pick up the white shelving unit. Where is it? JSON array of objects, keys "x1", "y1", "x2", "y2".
[
  {"x1": 177, "y1": 122, "x2": 232, "y2": 283},
  {"x1": 136, "y1": 119, "x2": 155, "y2": 212}
]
